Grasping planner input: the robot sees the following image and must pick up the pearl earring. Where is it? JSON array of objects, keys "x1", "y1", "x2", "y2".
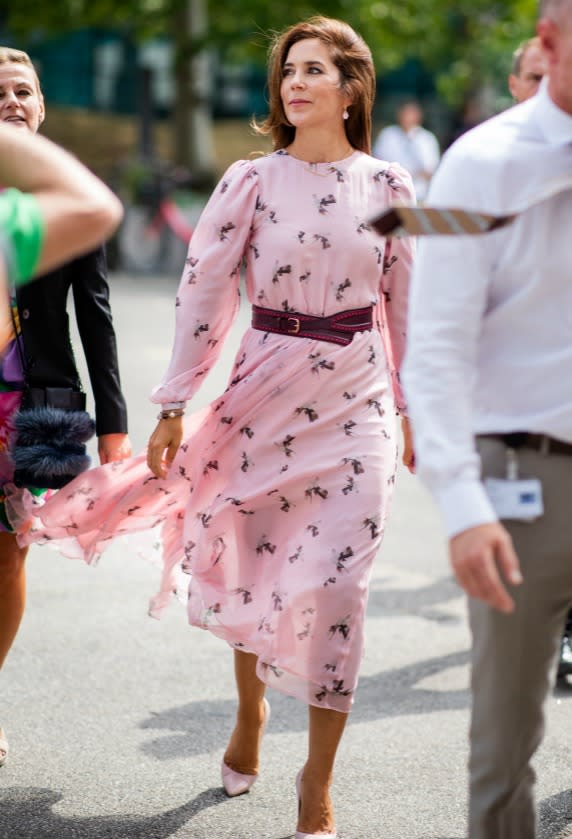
[{"x1": 343, "y1": 109, "x2": 349, "y2": 120}]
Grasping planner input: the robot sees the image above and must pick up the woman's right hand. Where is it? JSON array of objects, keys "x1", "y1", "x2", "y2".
[{"x1": 147, "y1": 416, "x2": 183, "y2": 479}]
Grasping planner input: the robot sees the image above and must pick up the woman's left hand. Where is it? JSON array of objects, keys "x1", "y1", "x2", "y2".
[
  {"x1": 98, "y1": 433, "x2": 132, "y2": 464},
  {"x1": 401, "y1": 416, "x2": 415, "y2": 473}
]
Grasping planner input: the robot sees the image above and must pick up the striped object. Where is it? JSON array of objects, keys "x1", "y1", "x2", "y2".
[{"x1": 370, "y1": 205, "x2": 515, "y2": 237}]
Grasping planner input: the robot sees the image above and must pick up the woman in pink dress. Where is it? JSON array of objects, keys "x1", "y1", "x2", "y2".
[{"x1": 15, "y1": 16, "x2": 414, "y2": 837}]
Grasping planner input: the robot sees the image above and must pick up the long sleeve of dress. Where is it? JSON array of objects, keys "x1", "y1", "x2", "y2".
[
  {"x1": 378, "y1": 165, "x2": 416, "y2": 415},
  {"x1": 151, "y1": 160, "x2": 259, "y2": 405}
]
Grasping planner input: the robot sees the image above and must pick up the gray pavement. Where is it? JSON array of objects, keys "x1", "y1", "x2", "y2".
[{"x1": 1, "y1": 272, "x2": 572, "y2": 839}]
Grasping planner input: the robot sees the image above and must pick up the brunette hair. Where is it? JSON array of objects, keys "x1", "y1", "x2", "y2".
[{"x1": 252, "y1": 16, "x2": 376, "y2": 153}]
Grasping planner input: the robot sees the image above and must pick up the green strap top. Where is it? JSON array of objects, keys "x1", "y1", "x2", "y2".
[{"x1": 0, "y1": 188, "x2": 45, "y2": 287}]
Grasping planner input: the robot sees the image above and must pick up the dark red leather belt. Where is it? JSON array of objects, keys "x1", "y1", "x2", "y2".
[
  {"x1": 479, "y1": 432, "x2": 572, "y2": 457},
  {"x1": 251, "y1": 305, "x2": 373, "y2": 346}
]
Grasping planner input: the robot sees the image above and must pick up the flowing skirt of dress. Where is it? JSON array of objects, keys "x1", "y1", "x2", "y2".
[{"x1": 9, "y1": 326, "x2": 398, "y2": 712}]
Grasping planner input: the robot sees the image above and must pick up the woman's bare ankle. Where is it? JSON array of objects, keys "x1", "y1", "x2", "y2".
[
  {"x1": 224, "y1": 698, "x2": 267, "y2": 775},
  {"x1": 297, "y1": 770, "x2": 335, "y2": 833}
]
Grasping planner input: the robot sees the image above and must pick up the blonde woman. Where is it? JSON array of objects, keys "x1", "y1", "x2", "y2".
[{"x1": 0, "y1": 48, "x2": 129, "y2": 767}]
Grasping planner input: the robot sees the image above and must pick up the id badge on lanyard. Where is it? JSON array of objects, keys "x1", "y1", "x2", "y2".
[{"x1": 484, "y1": 447, "x2": 544, "y2": 522}]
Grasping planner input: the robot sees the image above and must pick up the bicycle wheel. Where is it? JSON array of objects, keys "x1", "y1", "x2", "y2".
[{"x1": 117, "y1": 205, "x2": 170, "y2": 275}]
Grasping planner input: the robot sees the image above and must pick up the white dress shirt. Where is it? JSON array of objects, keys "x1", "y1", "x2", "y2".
[
  {"x1": 373, "y1": 124, "x2": 440, "y2": 201},
  {"x1": 402, "y1": 79, "x2": 572, "y2": 537}
]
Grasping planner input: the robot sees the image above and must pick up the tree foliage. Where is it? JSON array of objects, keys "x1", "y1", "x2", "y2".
[{"x1": 0, "y1": 0, "x2": 538, "y2": 105}]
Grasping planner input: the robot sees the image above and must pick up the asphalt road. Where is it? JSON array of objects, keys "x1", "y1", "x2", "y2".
[{"x1": 1, "y1": 272, "x2": 571, "y2": 839}]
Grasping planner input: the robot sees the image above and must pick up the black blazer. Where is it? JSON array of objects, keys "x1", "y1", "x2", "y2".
[{"x1": 16, "y1": 246, "x2": 128, "y2": 437}]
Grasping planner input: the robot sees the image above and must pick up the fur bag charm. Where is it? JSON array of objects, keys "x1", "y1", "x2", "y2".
[
  {"x1": 8, "y1": 302, "x2": 96, "y2": 489},
  {"x1": 12, "y1": 401, "x2": 96, "y2": 489}
]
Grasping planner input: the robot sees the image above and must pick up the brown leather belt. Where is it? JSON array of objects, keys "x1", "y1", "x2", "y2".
[
  {"x1": 479, "y1": 432, "x2": 572, "y2": 457},
  {"x1": 251, "y1": 305, "x2": 373, "y2": 346}
]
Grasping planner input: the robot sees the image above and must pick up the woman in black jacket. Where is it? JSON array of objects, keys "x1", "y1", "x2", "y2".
[{"x1": 0, "y1": 47, "x2": 131, "y2": 766}]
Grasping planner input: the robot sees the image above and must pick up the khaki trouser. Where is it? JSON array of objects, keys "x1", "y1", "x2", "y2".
[{"x1": 468, "y1": 437, "x2": 572, "y2": 839}]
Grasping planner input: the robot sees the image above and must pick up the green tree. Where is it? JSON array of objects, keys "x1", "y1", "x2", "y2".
[{"x1": 0, "y1": 0, "x2": 538, "y2": 172}]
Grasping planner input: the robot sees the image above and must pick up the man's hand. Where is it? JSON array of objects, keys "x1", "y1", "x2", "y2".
[
  {"x1": 147, "y1": 417, "x2": 183, "y2": 479},
  {"x1": 98, "y1": 433, "x2": 132, "y2": 465},
  {"x1": 450, "y1": 522, "x2": 523, "y2": 613}
]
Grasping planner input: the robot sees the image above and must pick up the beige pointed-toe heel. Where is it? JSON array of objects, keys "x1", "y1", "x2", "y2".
[
  {"x1": 221, "y1": 698, "x2": 270, "y2": 797},
  {"x1": 0, "y1": 727, "x2": 9, "y2": 767}
]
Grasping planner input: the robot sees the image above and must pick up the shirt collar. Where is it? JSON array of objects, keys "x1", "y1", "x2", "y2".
[{"x1": 535, "y1": 76, "x2": 572, "y2": 145}]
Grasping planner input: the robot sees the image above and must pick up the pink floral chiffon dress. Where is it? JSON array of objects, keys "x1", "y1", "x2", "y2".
[{"x1": 13, "y1": 150, "x2": 414, "y2": 712}]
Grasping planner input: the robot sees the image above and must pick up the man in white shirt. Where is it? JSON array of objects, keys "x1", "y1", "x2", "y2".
[
  {"x1": 403, "y1": 1, "x2": 572, "y2": 837},
  {"x1": 507, "y1": 32, "x2": 572, "y2": 683},
  {"x1": 373, "y1": 100, "x2": 440, "y2": 202}
]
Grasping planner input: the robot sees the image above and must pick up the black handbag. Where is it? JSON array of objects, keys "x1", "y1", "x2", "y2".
[{"x1": 9, "y1": 309, "x2": 96, "y2": 489}]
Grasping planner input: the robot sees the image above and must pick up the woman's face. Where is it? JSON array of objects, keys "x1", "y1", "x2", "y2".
[
  {"x1": 280, "y1": 37, "x2": 351, "y2": 132},
  {"x1": 0, "y1": 62, "x2": 44, "y2": 133}
]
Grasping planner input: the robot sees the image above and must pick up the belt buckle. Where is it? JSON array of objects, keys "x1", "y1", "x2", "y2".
[{"x1": 286, "y1": 316, "x2": 301, "y2": 334}]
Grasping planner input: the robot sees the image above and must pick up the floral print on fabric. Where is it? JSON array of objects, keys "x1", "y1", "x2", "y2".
[{"x1": 15, "y1": 150, "x2": 415, "y2": 711}]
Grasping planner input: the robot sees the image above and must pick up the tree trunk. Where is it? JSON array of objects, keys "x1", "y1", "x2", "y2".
[{"x1": 172, "y1": 0, "x2": 216, "y2": 187}]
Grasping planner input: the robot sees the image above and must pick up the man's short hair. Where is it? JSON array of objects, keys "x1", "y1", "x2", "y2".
[
  {"x1": 539, "y1": 0, "x2": 572, "y2": 18},
  {"x1": 511, "y1": 36, "x2": 541, "y2": 76}
]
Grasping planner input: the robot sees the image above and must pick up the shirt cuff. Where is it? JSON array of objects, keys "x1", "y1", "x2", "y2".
[
  {"x1": 433, "y1": 479, "x2": 498, "y2": 538},
  {"x1": 160, "y1": 401, "x2": 186, "y2": 411}
]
